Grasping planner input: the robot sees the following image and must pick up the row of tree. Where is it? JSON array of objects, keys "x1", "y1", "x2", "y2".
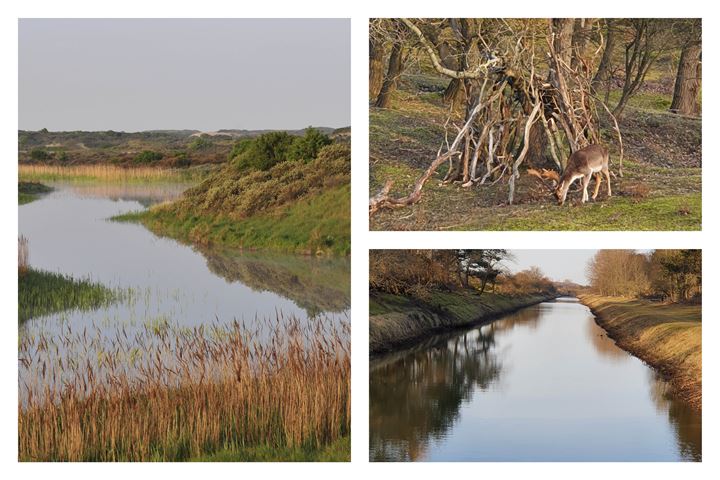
[
  {"x1": 371, "y1": 18, "x2": 701, "y2": 117},
  {"x1": 369, "y1": 249, "x2": 557, "y2": 297},
  {"x1": 586, "y1": 250, "x2": 701, "y2": 302}
]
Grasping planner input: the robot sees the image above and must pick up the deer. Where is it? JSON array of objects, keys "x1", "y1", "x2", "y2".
[{"x1": 528, "y1": 144, "x2": 612, "y2": 206}]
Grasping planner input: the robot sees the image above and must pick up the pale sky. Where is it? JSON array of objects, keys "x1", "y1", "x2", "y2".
[
  {"x1": 19, "y1": 19, "x2": 350, "y2": 132},
  {"x1": 505, "y1": 250, "x2": 599, "y2": 285}
]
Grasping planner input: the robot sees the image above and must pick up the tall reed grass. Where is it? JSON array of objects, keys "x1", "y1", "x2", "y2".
[
  {"x1": 19, "y1": 164, "x2": 200, "y2": 184},
  {"x1": 18, "y1": 314, "x2": 350, "y2": 461}
]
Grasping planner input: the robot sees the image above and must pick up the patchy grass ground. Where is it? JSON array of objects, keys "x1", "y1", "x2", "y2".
[
  {"x1": 579, "y1": 294, "x2": 701, "y2": 411},
  {"x1": 370, "y1": 74, "x2": 701, "y2": 231}
]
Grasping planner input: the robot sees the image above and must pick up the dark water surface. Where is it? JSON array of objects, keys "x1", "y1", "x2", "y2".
[
  {"x1": 369, "y1": 297, "x2": 701, "y2": 461},
  {"x1": 19, "y1": 184, "x2": 350, "y2": 394}
]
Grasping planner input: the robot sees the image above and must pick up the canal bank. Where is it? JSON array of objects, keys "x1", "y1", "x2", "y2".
[
  {"x1": 370, "y1": 290, "x2": 557, "y2": 355},
  {"x1": 579, "y1": 294, "x2": 702, "y2": 411},
  {"x1": 370, "y1": 297, "x2": 701, "y2": 461}
]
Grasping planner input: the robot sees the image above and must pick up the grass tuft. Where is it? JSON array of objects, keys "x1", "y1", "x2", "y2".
[{"x1": 18, "y1": 268, "x2": 118, "y2": 324}]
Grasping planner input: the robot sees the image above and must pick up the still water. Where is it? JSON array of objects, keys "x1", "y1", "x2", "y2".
[
  {"x1": 19, "y1": 183, "x2": 350, "y2": 392},
  {"x1": 369, "y1": 297, "x2": 701, "y2": 461}
]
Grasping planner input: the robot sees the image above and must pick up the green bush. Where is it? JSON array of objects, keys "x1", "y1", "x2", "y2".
[
  {"x1": 231, "y1": 131, "x2": 295, "y2": 171},
  {"x1": 134, "y1": 150, "x2": 164, "y2": 164},
  {"x1": 230, "y1": 129, "x2": 333, "y2": 172},
  {"x1": 189, "y1": 136, "x2": 213, "y2": 151},
  {"x1": 30, "y1": 149, "x2": 50, "y2": 161},
  {"x1": 173, "y1": 152, "x2": 192, "y2": 168},
  {"x1": 287, "y1": 127, "x2": 332, "y2": 162}
]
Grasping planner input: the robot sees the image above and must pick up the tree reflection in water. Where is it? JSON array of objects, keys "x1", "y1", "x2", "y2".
[
  {"x1": 198, "y1": 247, "x2": 350, "y2": 316},
  {"x1": 369, "y1": 305, "x2": 542, "y2": 461},
  {"x1": 649, "y1": 371, "x2": 702, "y2": 461}
]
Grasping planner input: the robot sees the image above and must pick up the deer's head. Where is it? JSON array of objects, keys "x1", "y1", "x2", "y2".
[
  {"x1": 554, "y1": 180, "x2": 570, "y2": 205},
  {"x1": 528, "y1": 168, "x2": 564, "y2": 204}
]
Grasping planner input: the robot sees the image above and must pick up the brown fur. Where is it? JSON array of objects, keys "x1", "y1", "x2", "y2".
[{"x1": 554, "y1": 144, "x2": 612, "y2": 205}]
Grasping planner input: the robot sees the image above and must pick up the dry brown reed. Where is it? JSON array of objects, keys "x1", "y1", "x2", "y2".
[
  {"x1": 18, "y1": 314, "x2": 350, "y2": 461},
  {"x1": 19, "y1": 164, "x2": 186, "y2": 183},
  {"x1": 18, "y1": 236, "x2": 29, "y2": 275}
]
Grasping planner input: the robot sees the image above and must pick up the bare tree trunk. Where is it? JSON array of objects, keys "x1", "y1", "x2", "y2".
[
  {"x1": 549, "y1": 18, "x2": 575, "y2": 86},
  {"x1": 670, "y1": 42, "x2": 701, "y2": 116},
  {"x1": 571, "y1": 18, "x2": 593, "y2": 72},
  {"x1": 443, "y1": 79, "x2": 464, "y2": 105},
  {"x1": 592, "y1": 19, "x2": 616, "y2": 90},
  {"x1": 369, "y1": 37, "x2": 385, "y2": 102},
  {"x1": 375, "y1": 42, "x2": 404, "y2": 109}
]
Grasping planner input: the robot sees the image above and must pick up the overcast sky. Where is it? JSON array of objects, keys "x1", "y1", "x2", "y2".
[
  {"x1": 505, "y1": 250, "x2": 598, "y2": 285},
  {"x1": 19, "y1": 19, "x2": 350, "y2": 132}
]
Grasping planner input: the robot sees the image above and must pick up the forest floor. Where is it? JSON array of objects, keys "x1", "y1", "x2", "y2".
[
  {"x1": 369, "y1": 74, "x2": 701, "y2": 231},
  {"x1": 369, "y1": 289, "x2": 556, "y2": 355},
  {"x1": 579, "y1": 294, "x2": 701, "y2": 410}
]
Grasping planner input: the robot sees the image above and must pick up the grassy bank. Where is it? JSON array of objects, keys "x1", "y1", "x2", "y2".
[
  {"x1": 116, "y1": 184, "x2": 350, "y2": 256},
  {"x1": 18, "y1": 181, "x2": 52, "y2": 205},
  {"x1": 578, "y1": 294, "x2": 701, "y2": 410},
  {"x1": 19, "y1": 316, "x2": 350, "y2": 461},
  {"x1": 114, "y1": 144, "x2": 351, "y2": 255},
  {"x1": 19, "y1": 164, "x2": 208, "y2": 184},
  {"x1": 18, "y1": 268, "x2": 118, "y2": 323},
  {"x1": 370, "y1": 289, "x2": 556, "y2": 355}
]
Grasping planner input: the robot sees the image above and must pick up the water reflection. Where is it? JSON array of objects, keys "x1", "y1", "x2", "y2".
[
  {"x1": 370, "y1": 303, "x2": 544, "y2": 461},
  {"x1": 649, "y1": 372, "x2": 702, "y2": 461},
  {"x1": 370, "y1": 328, "x2": 502, "y2": 461},
  {"x1": 369, "y1": 297, "x2": 701, "y2": 461},
  {"x1": 200, "y1": 247, "x2": 350, "y2": 316},
  {"x1": 19, "y1": 185, "x2": 350, "y2": 398},
  {"x1": 54, "y1": 181, "x2": 189, "y2": 206}
]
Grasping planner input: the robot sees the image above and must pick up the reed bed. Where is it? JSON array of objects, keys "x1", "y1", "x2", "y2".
[
  {"x1": 18, "y1": 269, "x2": 120, "y2": 324},
  {"x1": 19, "y1": 164, "x2": 198, "y2": 184},
  {"x1": 18, "y1": 236, "x2": 122, "y2": 323},
  {"x1": 18, "y1": 314, "x2": 350, "y2": 461}
]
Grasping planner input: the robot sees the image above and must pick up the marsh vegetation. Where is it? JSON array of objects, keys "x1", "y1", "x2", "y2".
[
  {"x1": 19, "y1": 315, "x2": 349, "y2": 461},
  {"x1": 19, "y1": 177, "x2": 351, "y2": 461}
]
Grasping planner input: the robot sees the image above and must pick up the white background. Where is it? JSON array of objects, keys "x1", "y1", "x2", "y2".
[{"x1": 1, "y1": 0, "x2": 714, "y2": 477}]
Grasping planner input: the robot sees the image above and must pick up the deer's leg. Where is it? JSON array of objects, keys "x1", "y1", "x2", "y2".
[
  {"x1": 581, "y1": 175, "x2": 591, "y2": 203},
  {"x1": 592, "y1": 172, "x2": 602, "y2": 200},
  {"x1": 604, "y1": 166, "x2": 612, "y2": 197}
]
